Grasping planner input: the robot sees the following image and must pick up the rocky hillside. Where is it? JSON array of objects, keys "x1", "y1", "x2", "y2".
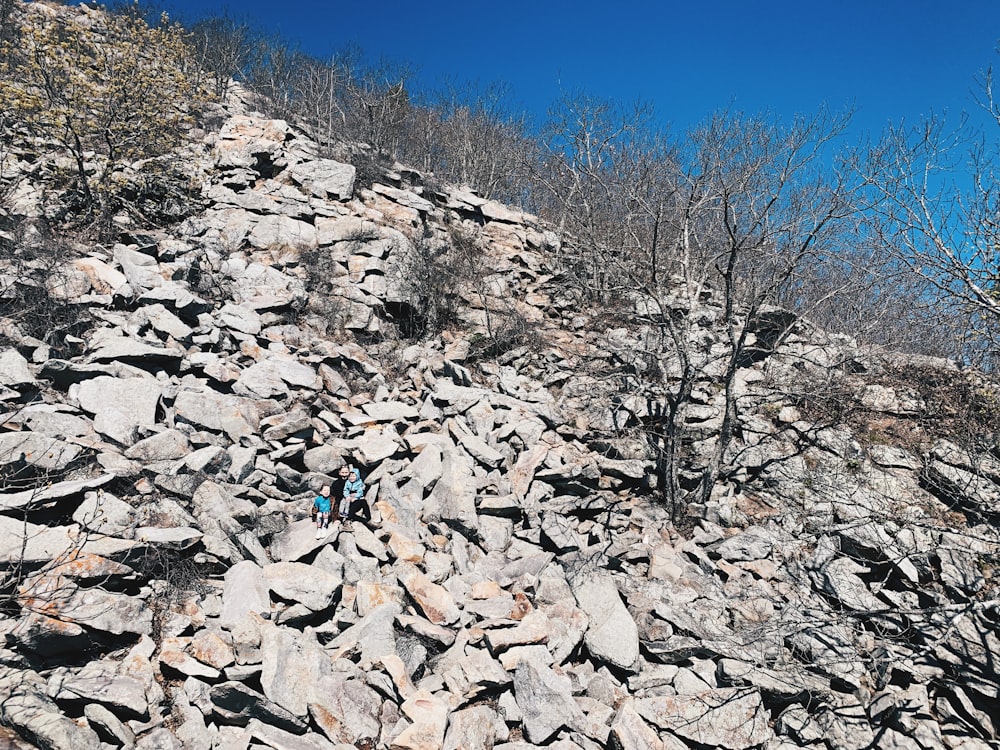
[{"x1": 1, "y1": 71, "x2": 1000, "y2": 750}]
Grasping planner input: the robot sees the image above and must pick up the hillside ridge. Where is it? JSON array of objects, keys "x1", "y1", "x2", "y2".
[{"x1": 1, "y1": 17, "x2": 1000, "y2": 750}]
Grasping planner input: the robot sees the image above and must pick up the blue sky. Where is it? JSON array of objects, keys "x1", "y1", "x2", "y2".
[{"x1": 157, "y1": 0, "x2": 1000, "y2": 140}]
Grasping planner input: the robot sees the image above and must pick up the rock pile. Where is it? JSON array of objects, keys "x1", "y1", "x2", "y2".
[{"x1": 1, "y1": 97, "x2": 999, "y2": 750}]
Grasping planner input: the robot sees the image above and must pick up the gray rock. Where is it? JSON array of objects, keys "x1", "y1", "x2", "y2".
[
  {"x1": 192, "y1": 480, "x2": 258, "y2": 527},
  {"x1": 0, "y1": 667, "x2": 102, "y2": 750},
  {"x1": 327, "y1": 602, "x2": 400, "y2": 669},
  {"x1": 114, "y1": 245, "x2": 162, "y2": 291},
  {"x1": 124, "y1": 428, "x2": 191, "y2": 461},
  {"x1": 85, "y1": 330, "x2": 183, "y2": 367},
  {"x1": 483, "y1": 611, "x2": 550, "y2": 653},
  {"x1": 424, "y1": 448, "x2": 479, "y2": 535},
  {"x1": 71, "y1": 256, "x2": 128, "y2": 295},
  {"x1": 347, "y1": 427, "x2": 402, "y2": 464},
  {"x1": 775, "y1": 704, "x2": 826, "y2": 745},
  {"x1": 716, "y1": 658, "x2": 830, "y2": 699},
  {"x1": 234, "y1": 357, "x2": 317, "y2": 399},
  {"x1": 479, "y1": 515, "x2": 513, "y2": 552},
  {"x1": 259, "y1": 621, "x2": 332, "y2": 716},
  {"x1": 7, "y1": 612, "x2": 89, "y2": 654},
  {"x1": 396, "y1": 561, "x2": 461, "y2": 625},
  {"x1": 270, "y1": 519, "x2": 331, "y2": 562},
  {"x1": 209, "y1": 682, "x2": 308, "y2": 734},
  {"x1": 818, "y1": 557, "x2": 885, "y2": 611},
  {"x1": 229, "y1": 262, "x2": 308, "y2": 310},
  {"x1": 635, "y1": 688, "x2": 771, "y2": 749},
  {"x1": 447, "y1": 417, "x2": 504, "y2": 468},
  {"x1": 246, "y1": 719, "x2": 336, "y2": 750},
  {"x1": 172, "y1": 689, "x2": 217, "y2": 750},
  {"x1": 611, "y1": 700, "x2": 684, "y2": 750},
  {"x1": 214, "y1": 115, "x2": 290, "y2": 168},
  {"x1": 184, "y1": 445, "x2": 232, "y2": 474},
  {"x1": 0, "y1": 431, "x2": 81, "y2": 471},
  {"x1": 220, "y1": 561, "x2": 271, "y2": 628},
  {"x1": 0, "y1": 516, "x2": 101, "y2": 562},
  {"x1": 248, "y1": 214, "x2": 317, "y2": 252},
  {"x1": 84, "y1": 702, "x2": 136, "y2": 747},
  {"x1": 263, "y1": 561, "x2": 340, "y2": 611},
  {"x1": 76, "y1": 375, "x2": 162, "y2": 445},
  {"x1": 390, "y1": 689, "x2": 450, "y2": 750},
  {"x1": 513, "y1": 656, "x2": 588, "y2": 744},
  {"x1": 160, "y1": 636, "x2": 222, "y2": 680},
  {"x1": 173, "y1": 387, "x2": 255, "y2": 441},
  {"x1": 0, "y1": 349, "x2": 35, "y2": 388},
  {"x1": 396, "y1": 614, "x2": 457, "y2": 648},
  {"x1": 372, "y1": 183, "x2": 433, "y2": 213},
  {"x1": 360, "y1": 399, "x2": 420, "y2": 423},
  {"x1": 135, "y1": 526, "x2": 203, "y2": 548},
  {"x1": 137, "y1": 282, "x2": 211, "y2": 320},
  {"x1": 7, "y1": 407, "x2": 95, "y2": 438},
  {"x1": 441, "y1": 646, "x2": 509, "y2": 698},
  {"x1": 228, "y1": 445, "x2": 258, "y2": 482},
  {"x1": 924, "y1": 459, "x2": 1000, "y2": 514},
  {"x1": 442, "y1": 704, "x2": 498, "y2": 750},
  {"x1": 407, "y1": 442, "x2": 443, "y2": 489},
  {"x1": 303, "y1": 444, "x2": 347, "y2": 474},
  {"x1": 48, "y1": 663, "x2": 150, "y2": 720},
  {"x1": 42, "y1": 585, "x2": 153, "y2": 637},
  {"x1": 802, "y1": 697, "x2": 875, "y2": 750},
  {"x1": 217, "y1": 302, "x2": 262, "y2": 335},
  {"x1": 288, "y1": 159, "x2": 356, "y2": 201},
  {"x1": 571, "y1": 572, "x2": 639, "y2": 672},
  {"x1": 540, "y1": 511, "x2": 585, "y2": 553},
  {"x1": 137, "y1": 303, "x2": 194, "y2": 342},
  {"x1": 309, "y1": 675, "x2": 382, "y2": 745},
  {"x1": 713, "y1": 529, "x2": 774, "y2": 561}
]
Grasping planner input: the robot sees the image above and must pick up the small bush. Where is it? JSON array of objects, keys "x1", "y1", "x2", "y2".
[
  {"x1": 298, "y1": 245, "x2": 350, "y2": 336},
  {"x1": 0, "y1": 3, "x2": 211, "y2": 231},
  {"x1": 0, "y1": 217, "x2": 93, "y2": 357},
  {"x1": 467, "y1": 302, "x2": 543, "y2": 362},
  {"x1": 389, "y1": 225, "x2": 480, "y2": 339}
]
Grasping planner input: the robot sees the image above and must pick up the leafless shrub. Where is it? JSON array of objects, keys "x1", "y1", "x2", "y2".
[
  {"x1": 298, "y1": 245, "x2": 351, "y2": 338},
  {"x1": 0, "y1": 217, "x2": 93, "y2": 358},
  {"x1": 386, "y1": 225, "x2": 480, "y2": 340}
]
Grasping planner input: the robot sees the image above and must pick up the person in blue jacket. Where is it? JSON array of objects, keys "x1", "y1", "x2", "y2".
[
  {"x1": 312, "y1": 484, "x2": 332, "y2": 538},
  {"x1": 340, "y1": 468, "x2": 370, "y2": 526}
]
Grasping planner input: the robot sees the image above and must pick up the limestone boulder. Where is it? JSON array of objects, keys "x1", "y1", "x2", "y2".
[{"x1": 76, "y1": 375, "x2": 162, "y2": 445}]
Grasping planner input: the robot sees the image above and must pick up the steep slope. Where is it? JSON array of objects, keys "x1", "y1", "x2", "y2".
[{"x1": 1, "y1": 87, "x2": 1000, "y2": 750}]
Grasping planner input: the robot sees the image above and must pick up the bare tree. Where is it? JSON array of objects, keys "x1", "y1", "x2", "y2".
[
  {"x1": 187, "y1": 12, "x2": 259, "y2": 98},
  {"x1": 293, "y1": 53, "x2": 351, "y2": 154},
  {"x1": 863, "y1": 112, "x2": 1000, "y2": 370},
  {"x1": 0, "y1": 0, "x2": 17, "y2": 53},
  {"x1": 341, "y1": 55, "x2": 412, "y2": 157},
  {"x1": 245, "y1": 36, "x2": 311, "y2": 122},
  {"x1": 538, "y1": 99, "x2": 865, "y2": 519},
  {"x1": 417, "y1": 80, "x2": 535, "y2": 203},
  {"x1": 533, "y1": 92, "x2": 674, "y2": 298}
]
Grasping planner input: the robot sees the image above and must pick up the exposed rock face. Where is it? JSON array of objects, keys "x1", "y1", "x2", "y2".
[{"x1": 1, "y1": 62, "x2": 999, "y2": 750}]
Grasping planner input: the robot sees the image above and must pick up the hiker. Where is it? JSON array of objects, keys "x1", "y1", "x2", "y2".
[
  {"x1": 341, "y1": 468, "x2": 370, "y2": 526},
  {"x1": 312, "y1": 485, "x2": 332, "y2": 538},
  {"x1": 330, "y1": 464, "x2": 351, "y2": 524}
]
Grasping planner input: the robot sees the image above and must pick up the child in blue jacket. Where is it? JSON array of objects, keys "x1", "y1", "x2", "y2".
[
  {"x1": 313, "y1": 485, "x2": 332, "y2": 538},
  {"x1": 340, "y1": 469, "x2": 368, "y2": 525}
]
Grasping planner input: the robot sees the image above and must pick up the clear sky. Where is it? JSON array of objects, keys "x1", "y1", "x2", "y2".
[{"x1": 154, "y1": 0, "x2": 1000, "y2": 140}]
